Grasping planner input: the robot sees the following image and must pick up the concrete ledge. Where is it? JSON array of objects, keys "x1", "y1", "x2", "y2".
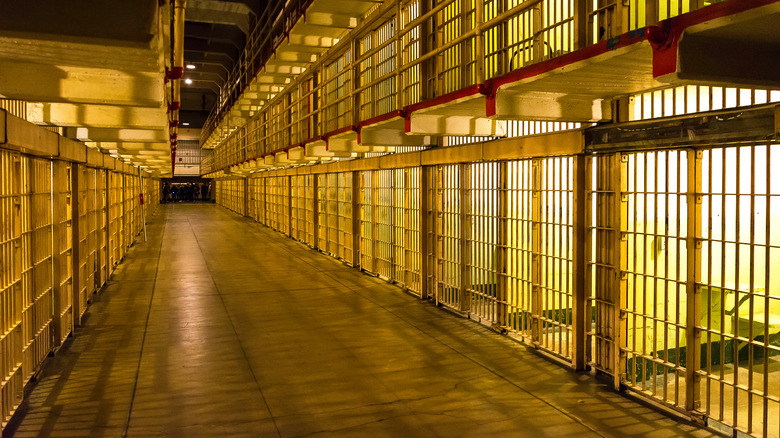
[
  {"x1": 421, "y1": 145, "x2": 478, "y2": 166},
  {"x1": 232, "y1": 129, "x2": 586, "y2": 179},
  {"x1": 483, "y1": 130, "x2": 585, "y2": 160},
  {"x1": 0, "y1": 110, "x2": 59, "y2": 157},
  {"x1": 0, "y1": 110, "x2": 5, "y2": 144},
  {"x1": 87, "y1": 148, "x2": 105, "y2": 168},
  {"x1": 382, "y1": 151, "x2": 421, "y2": 169},
  {"x1": 58, "y1": 137, "x2": 87, "y2": 163}
]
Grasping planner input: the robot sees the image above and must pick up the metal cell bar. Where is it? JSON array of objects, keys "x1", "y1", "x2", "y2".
[
  {"x1": 421, "y1": 165, "x2": 431, "y2": 299},
  {"x1": 497, "y1": 160, "x2": 508, "y2": 328},
  {"x1": 435, "y1": 164, "x2": 462, "y2": 309},
  {"x1": 359, "y1": 171, "x2": 374, "y2": 271},
  {"x1": 686, "y1": 148, "x2": 702, "y2": 414},
  {"x1": 352, "y1": 171, "x2": 361, "y2": 269},
  {"x1": 460, "y1": 163, "x2": 471, "y2": 313},
  {"x1": 467, "y1": 162, "x2": 500, "y2": 324},
  {"x1": 506, "y1": 159, "x2": 533, "y2": 338},
  {"x1": 404, "y1": 167, "x2": 422, "y2": 295},
  {"x1": 586, "y1": 154, "x2": 621, "y2": 380},
  {"x1": 537, "y1": 156, "x2": 575, "y2": 359},
  {"x1": 532, "y1": 159, "x2": 542, "y2": 344},
  {"x1": 375, "y1": 170, "x2": 393, "y2": 279}
]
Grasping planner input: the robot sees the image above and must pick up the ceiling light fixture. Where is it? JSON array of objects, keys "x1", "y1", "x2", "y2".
[
  {"x1": 184, "y1": 78, "x2": 192, "y2": 85},
  {"x1": 186, "y1": 64, "x2": 196, "y2": 69},
  {"x1": 182, "y1": 122, "x2": 190, "y2": 126}
]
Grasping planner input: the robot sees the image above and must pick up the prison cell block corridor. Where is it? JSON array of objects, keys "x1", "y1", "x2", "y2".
[{"x1": 3, "y1": 204, "x2": 717, "y2": 437}]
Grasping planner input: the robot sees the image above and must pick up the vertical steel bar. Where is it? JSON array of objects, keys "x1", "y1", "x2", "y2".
[
  {"x1": 371, "y1": 170, "x2": 381, "y2": 274},
  {"x1": 70, "y1": 164, "x2": 80, "y2": 329},
  {"x1": 475, "y1": 0, "x2": 485, "y2": 85},
  {"x1": 686, "y1": 148, "x2": 703, "y2": 413},
  {"x1": 287, "y1": 175, "x2": 293, "y2": 237},
  {"x1": 733, "y1": 146, "x2": 741, "y2": 429},
  {"x1": 352, "y1": 170, "x2": 361, "y2": 269},
  {"x1": 50, "y1": 161, "x2": 62, "y2": 346},
  {"x1": 460, "y1": 163, "x2": 471, "y2": 313},
  {"x1": 395, "y1": 1, "x2": 404, "y2": 112},
  {"x1": 532, "y1": 159, "x2": 542, "y2": 345},
  {"x1": 498, "y1": 160, "x2": 508, "y2": 328},
  {"x1": 421, "y1": 165, "x2": 430, "y2": 300},
  {"x1": 573, "y1": 154, "x2": 588, "y2": 370},
  {"x1": 312, "y1": 173, "x2": 320, "y2": 251},
  {"x1": 614, "y1": 153, "x2": 628, "y2": 389}
]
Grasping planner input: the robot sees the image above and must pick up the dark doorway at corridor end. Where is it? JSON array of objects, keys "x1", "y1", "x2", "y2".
[{"x1": 161, "y1": 176, "x2": 213, "y2": 203}]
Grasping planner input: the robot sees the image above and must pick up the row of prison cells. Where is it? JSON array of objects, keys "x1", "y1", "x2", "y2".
[
  {"x1": 0, "y1": 0, "x2": 776, "y2": 435},
  {"x1": 0, "y1": 114, "x2": 161, "y2": 428},
  {"x1": 210, "y1": 90, "x2": 780, "y2": 438}
]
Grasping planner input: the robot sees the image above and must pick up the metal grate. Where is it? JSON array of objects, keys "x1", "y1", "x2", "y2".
[
  {"x1": 55, "y1": 161, "x2": 74, "y2": 345},
  {"x1": 537, "y1": 156, "x2": 575, "y2": 358},
  {"x1": 0, "y1": 150, "x2": 23, "y2": 426},
  {"x1": 622, "y1": 150, "x2": 689, "y2": 407},
  {"x1": 629, "y1": 86, "x2": 780, "y2": 121},
  {"x1": 467, "y1": 162, "x2": 502, "y2": 324},
  {"x1": 434, "y1": 164, "x2": 463, "y2": 309},
  {"x1": 96, "y1": 169, "x2": 108, "y2": 287},
  {"x1": 697, "y1": 144, "x2": 780, "y2": 436},
  {"x1": 0, "y1": 144, "x2": 153, "y2": 430},
  {"x1": 587, "y1": 154, "x2": 622, "y2": 380},
  {"x1": 506, "y1": 159, "x2": 534, "y2": 338}
]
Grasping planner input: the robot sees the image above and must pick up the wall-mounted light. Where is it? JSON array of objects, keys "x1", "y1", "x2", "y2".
[
  {"x1": 182, "y1": 122, "x2": 190, "y2": 126},
  {"x1": 186, "y1": 64, "x2": 196, "y2": 69},
  {"x1": 184, "y1": 78, "x2": 193, "y2": 85}
]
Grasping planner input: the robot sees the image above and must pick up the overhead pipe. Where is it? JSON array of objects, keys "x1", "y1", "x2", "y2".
[{"x1": 167, "y1": 0, "x2": 186, "y2": 176}]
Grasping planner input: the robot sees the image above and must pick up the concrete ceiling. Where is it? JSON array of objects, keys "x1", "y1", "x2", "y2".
[
  {"x1": 0, "y1": 0, "x2": 171, "y2": 175},
  {"x1": 0, "y1": 0, "x2": 278, "y2": 175},
  {"x1": 180, "y1": 1, "x2": 264, "y2": 130}
]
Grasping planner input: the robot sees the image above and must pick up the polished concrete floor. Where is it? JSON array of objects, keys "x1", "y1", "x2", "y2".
[{"x1": 5, "y1": 204, "x2": 719, "y2": 437}]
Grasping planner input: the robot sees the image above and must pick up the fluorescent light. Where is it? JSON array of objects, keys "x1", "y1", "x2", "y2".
[
  {"x1": 182, "y1": 122, "x2": 190, "y2": 126},
  {"x1": 184, "y1": 78, "x2": 192, "y2": 85},
  {"x1": 186, "y1": 64, "x2": 196, "y2": 69}
]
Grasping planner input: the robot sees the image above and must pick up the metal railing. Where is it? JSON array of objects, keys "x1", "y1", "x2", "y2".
[
  {"x1": 202, "y1": 0, "x2": 720, "y2": 175},
  {"x1": 200, "y1": 0, "x2": 315, "y2": 145}
]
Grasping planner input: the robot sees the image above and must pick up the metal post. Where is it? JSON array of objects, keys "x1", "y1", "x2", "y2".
[
  {"x1": 395, "y1": 1, "x2": 404, "y2": 111},
  {"x1": 286, "y1": 175, "x2": 292, "y2": 237},
  {"x1": 353, "y1": 39, "x2": 361, "y2": 127},
  {"x1": 613, "y1": 153, "x2": 628, "y2": 389},
  {"x1": 685, "y1": 149, "x2": 702, "y2": 413},
  {"x1": 573, "y1": 154, "x2": 588, "y2": 370},
  {"x1": 459, "y1": 163, "x2": 471, "y2": 314},
  {"x1": 645, "y1": 0, "x2": 659, "y2": 26},
  {"x1": 312, "y1": 173, "x2": 320, "y2": 251},
  {"x1": 461, "y1": 0, "x2": 471, "y2": 88},
  {"x1": 420, "y1": 165, "x2": 430, "y2": 300},
  {"x1": 243, "y1": 177, "x2": 249, "y2": 217},
  {"x1": 497, "y1": 161, "x2": 508, "y2": 327},
  {"x1": 105, "y1": 170, "x2": 110, "y2": 281},
  {"x1": 50, "y1": 160, "x2": 62, "y2": 345},
  {"x1": 71, "y1": 164, "x2": 81, "y2": 329},
  {"x1": 139, "y1": 168, "x2": 147, "y2": 242},
  {"x1": 475, "y1": 0, "x2": 485, "y2": 85},
  {"x1": 371, "y1": 170, "x2": 379, "y2": 274},
  {"x1": 531, "y1": 159, "x2": 542, "y2": 345},
  {"x1": 352, "y1": 171, "x2": 361, "y2": 268},
  {"x1": 419, "y1": 0, "x2": 432, "y2": 101},
  {"x1": 574, "y1": 0, "x2": 589, "y2": 49}
]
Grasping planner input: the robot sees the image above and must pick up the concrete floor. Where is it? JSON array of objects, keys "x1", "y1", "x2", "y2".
[{"x1": 5, "y1": 204, "x2": 720, "y2": 437}]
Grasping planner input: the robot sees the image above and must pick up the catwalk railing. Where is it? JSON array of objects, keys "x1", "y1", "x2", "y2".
[
  {"x1": 0, "y1": 110, "x2": 160, "y2": 429},
  {"x1": 201, "y1": 0, "x2": 722, "y2": 170},
  {"x1": 216, "y1": 104, "x2": 780, "y2": 437},
  {"x1": 200, "y1": 0, "x2": 314, "y2": 143}
]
